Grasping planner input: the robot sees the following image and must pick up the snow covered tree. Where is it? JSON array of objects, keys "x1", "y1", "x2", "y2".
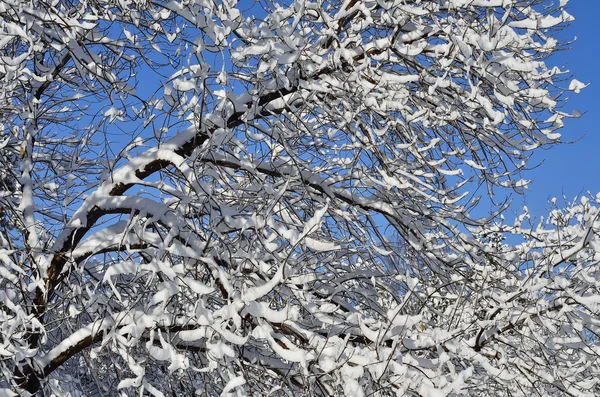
[{"x1": 0, "y1": 0, "x2": 597, "y2": 395}]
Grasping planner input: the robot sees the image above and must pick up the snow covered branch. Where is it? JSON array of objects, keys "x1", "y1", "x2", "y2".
[{"x1": 0, "y1": 0, "x2": 597, "y2": 396}]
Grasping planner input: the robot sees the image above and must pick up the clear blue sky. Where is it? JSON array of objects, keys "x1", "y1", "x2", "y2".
[
  {"x1": 518, "y1": 1, "x2": 600, "y2": 217},
  {"x1": 117, "y1": 1, "x2": 597, "y2": 222}
]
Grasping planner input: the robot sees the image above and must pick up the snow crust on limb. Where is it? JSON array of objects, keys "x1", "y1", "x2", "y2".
[{"x1": 0, "y1": 0, "x2": 598, "y2": 396}]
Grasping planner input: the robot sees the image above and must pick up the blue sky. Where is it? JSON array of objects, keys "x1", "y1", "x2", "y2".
[
  {"x1": 516, "y1": 1, "x2": 600, "y2": 217},
  {"x1": 107, "y1": 1, "x2": 597, "y2": 223}
]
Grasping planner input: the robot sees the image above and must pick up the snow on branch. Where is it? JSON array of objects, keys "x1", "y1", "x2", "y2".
[{"x1": 1, "y1": 0, "x2": 598, "y2": 396}]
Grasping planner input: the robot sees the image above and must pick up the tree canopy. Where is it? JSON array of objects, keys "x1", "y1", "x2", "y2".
[{"x1": 0, "y1": 0, "x2": 598, "y2": 396}]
